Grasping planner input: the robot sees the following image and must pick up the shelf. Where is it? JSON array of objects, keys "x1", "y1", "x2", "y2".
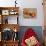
[
  {"x1": 0, "y1": 7, "x2": 19, "y2": 24},
  {"x1": 2, "y1": 40, "x2": 19, "y2": 43},
  {"x1": 0, "y1": 7, "x2": 19, "y2": 46},
  {"x1": 1, "y1": 7, "x2": 19, "y2": 16},
  {"x1": 0, "y1": 24, "x2": 20, "y2": 32},
  {"x1": 2, "y1": 41, "x2": 19, "y2": 46}
]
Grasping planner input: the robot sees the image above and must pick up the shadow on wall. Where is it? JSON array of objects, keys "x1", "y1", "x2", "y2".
[{"x1": 18, "y1": 26, "x2": 44, "y2": 44}]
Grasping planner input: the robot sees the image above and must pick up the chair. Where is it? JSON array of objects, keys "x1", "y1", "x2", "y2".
[{"x1": 21, "y1": 28, "x2": 41, "y2": 46}]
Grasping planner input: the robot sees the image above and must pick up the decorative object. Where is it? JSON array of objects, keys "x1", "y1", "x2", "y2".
[
  {"x1": 2, "y1": 28, "x2": 13, "y2": 41},
  {"x1": 23, "y1": 8, "x2": 37, "y2": 18},
  {"x1": 15, "y1": 0, "x2": 17, "y2": 7},
  {"x1": 13, "y1": 28, "x2": 17, "y2": 32},
  {"x1": 2, "y1": 16, "x2": 8, "y2": 24},
  {"x1": 2, "y1": 28, "x2": 19, "y2": 41},
  {"x1": 13, "y1": 32, "x2": 18, "y2": 41},
  {"x1": 5, "y1": 18, "x2": 8, "y2": 24},
  {"x1": 2, "y1": 10, "x2": 9, "y2": 15},
  {"x1": 9, "y1": 10, "x2": 18, "y2": 15},
  {"x1": 25, "y1": 36, "x2": 38, "y2": 46},
  {"x1": 13, "y1": 28, "x2": 18, "y2": 41},
  {"x1": 9, "y1": 10, "x2": 15, "y2": 15}
]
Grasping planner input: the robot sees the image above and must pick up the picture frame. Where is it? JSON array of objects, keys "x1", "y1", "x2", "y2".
[
  {"x1": 2, "y1": 10, "x2": 9, "y2": 15},
  {"x1": 23, "y1": 8, "x2": 37, "y2": 18}
]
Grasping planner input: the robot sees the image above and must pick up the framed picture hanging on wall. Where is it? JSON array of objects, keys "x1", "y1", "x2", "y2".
[{"x1": 23, "y1": 8, "x2": 37, "y2": 18}]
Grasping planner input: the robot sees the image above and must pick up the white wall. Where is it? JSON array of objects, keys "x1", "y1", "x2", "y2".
[{"x1": 0, "y1": 0, "x2": 44, "y2": 26}]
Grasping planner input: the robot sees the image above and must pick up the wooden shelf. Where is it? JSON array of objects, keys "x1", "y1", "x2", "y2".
[
  {"x1": 0, "y1": 40, "x2": 19, "y2": 46},
  {"x1": 0, "y1": 7, "x2": 19, "y2": 10},
  {"x1": 0, "y1": 24, "x2": 20, "y2": 32},
  {"x1": 0, "y1": 7, "x2": 19, "y2": 24},
  {"x1": 0, "y1": 7, "x2": 19, "y2": 46}
]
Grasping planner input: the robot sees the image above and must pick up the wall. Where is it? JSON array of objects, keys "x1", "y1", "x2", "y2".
[{"x1": 0, "y1": 0, "x2": 44, "y2": 26}]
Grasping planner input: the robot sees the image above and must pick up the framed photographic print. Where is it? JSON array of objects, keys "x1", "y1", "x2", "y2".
[
  {"x1": 2, "y1": 10, "x2": 9, "y2": 15},
  {"x1": 23, "y1": 8, "x2": 37, "y2": 18}
]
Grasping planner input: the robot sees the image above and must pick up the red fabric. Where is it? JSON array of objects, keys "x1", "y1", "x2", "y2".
[{"x1": 21, "y1": 28, "x2": 41, "y2": 46}]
